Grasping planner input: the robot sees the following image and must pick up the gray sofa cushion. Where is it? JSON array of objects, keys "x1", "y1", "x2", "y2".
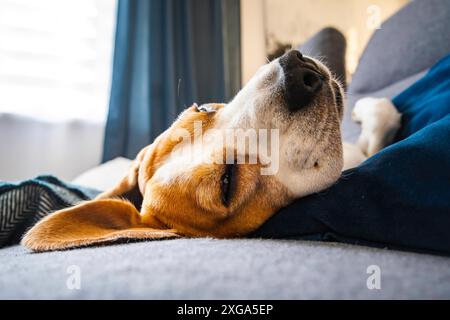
[
  {"x1": 349, "y1": 0, "x2": 450, "y2": 95},
  {"x1": 1, "y1": 239, "x2": 449, "y2": 299}
]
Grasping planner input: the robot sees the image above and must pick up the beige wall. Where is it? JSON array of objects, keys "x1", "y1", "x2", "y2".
[
  {"x1": 241, "y1": 0, "x2": 409, "y2": 84},
  {"x1": 241, "y1": 0, "x2": 268, "y2": 86}
]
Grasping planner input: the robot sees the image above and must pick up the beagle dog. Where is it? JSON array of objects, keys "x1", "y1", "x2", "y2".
[{"x1": 22, "y1": 50, "x2": 401, "y2": 252}]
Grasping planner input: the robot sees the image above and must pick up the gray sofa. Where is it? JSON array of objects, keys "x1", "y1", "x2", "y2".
[{"x1": 1, "y1": 0, "x2": 450, "y2": 299}]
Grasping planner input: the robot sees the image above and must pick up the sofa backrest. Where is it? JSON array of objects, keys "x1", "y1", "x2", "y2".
[{"x1": 349, "y1": 0, "x2": 450, "y2": 95}]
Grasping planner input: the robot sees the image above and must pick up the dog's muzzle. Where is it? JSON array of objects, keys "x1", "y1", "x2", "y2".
[{"x1": 280, "y1": 50, "x2": 324, "y2": 112}]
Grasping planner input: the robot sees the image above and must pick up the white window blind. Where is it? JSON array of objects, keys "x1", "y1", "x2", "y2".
[{"x1": 0, "y1": 0, "x2": 117, "y2": 122}]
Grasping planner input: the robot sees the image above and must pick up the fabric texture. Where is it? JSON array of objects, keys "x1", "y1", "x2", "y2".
[
  {"x1": 254, "y1": 54, "x2": 450, "y2": 255},
  {"x1": 342, "y1": 0, "x2": 450, "y2": 142},
  {"x1": 0, "y1": 176, "x2": 98, "y2": 248},
  {"x1": 102, "y1": 0, "x2": 240, "y2": 162},
  {"x1": 2, "y1": 239, "x2": 450, "y2": 299},
  {"x1": 393, "y1": 57, "x2": 450, "y2": 140}
]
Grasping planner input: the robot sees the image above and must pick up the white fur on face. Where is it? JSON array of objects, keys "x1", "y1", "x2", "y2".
[
  {"x1": 152, "y1": 55, "x2": 345, "y2": 199},
  {"x1": 214, "y1": 57, "x2": 344, "y2": 198}
]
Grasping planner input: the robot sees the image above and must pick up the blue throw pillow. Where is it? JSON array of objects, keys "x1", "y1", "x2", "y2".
[
  {"x1": 253, "y1": 54, "x2": 450, "y2": 255},
  {"x1": 394, "y1": 54, "x2": 450, "y2": 139}
]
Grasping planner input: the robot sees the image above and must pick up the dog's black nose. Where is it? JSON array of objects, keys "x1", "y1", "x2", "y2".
[{"x1": 279, "y1": 50, "x2": 323, "y2": 111}]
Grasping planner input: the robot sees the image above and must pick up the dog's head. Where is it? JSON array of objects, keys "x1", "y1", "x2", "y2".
[{"x1": 23, "y1": 50, "x2": 344, "y2": 251}]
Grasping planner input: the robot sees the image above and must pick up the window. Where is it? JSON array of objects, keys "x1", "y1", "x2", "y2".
[{"x1": 0, "y1": 0, "x2": 117, "y2": 122}]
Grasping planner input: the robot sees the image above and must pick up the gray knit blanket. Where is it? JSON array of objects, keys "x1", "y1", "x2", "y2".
[{"x1": 0, "y1": 175, "x2": 99, "y2": 248}]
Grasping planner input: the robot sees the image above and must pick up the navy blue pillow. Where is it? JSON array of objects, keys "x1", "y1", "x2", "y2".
[
  {"x1": 394, "y1": 54, "x2": 450, "y2": 139},
  {"x1": 253, "y1": 54, "x2": 450, "y2": 255}
]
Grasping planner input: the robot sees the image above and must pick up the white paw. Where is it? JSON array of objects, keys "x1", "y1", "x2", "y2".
[{"x1": 353, "y1": 97, "x2": 401, "y2": 156}]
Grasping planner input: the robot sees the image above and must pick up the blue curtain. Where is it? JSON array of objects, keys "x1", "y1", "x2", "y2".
[{"x1": 103, "y1": 0, "x2": 240, "y2": 161}]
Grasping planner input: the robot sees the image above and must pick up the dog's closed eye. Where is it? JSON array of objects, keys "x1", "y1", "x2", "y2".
[{"x1": 221, "y1": 164, "x2": 236, "y2": 207}]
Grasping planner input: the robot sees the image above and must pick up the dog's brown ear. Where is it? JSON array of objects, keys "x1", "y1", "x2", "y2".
[{"x1": 21, "y1": 199, "x2": 179, "y2": 252}]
